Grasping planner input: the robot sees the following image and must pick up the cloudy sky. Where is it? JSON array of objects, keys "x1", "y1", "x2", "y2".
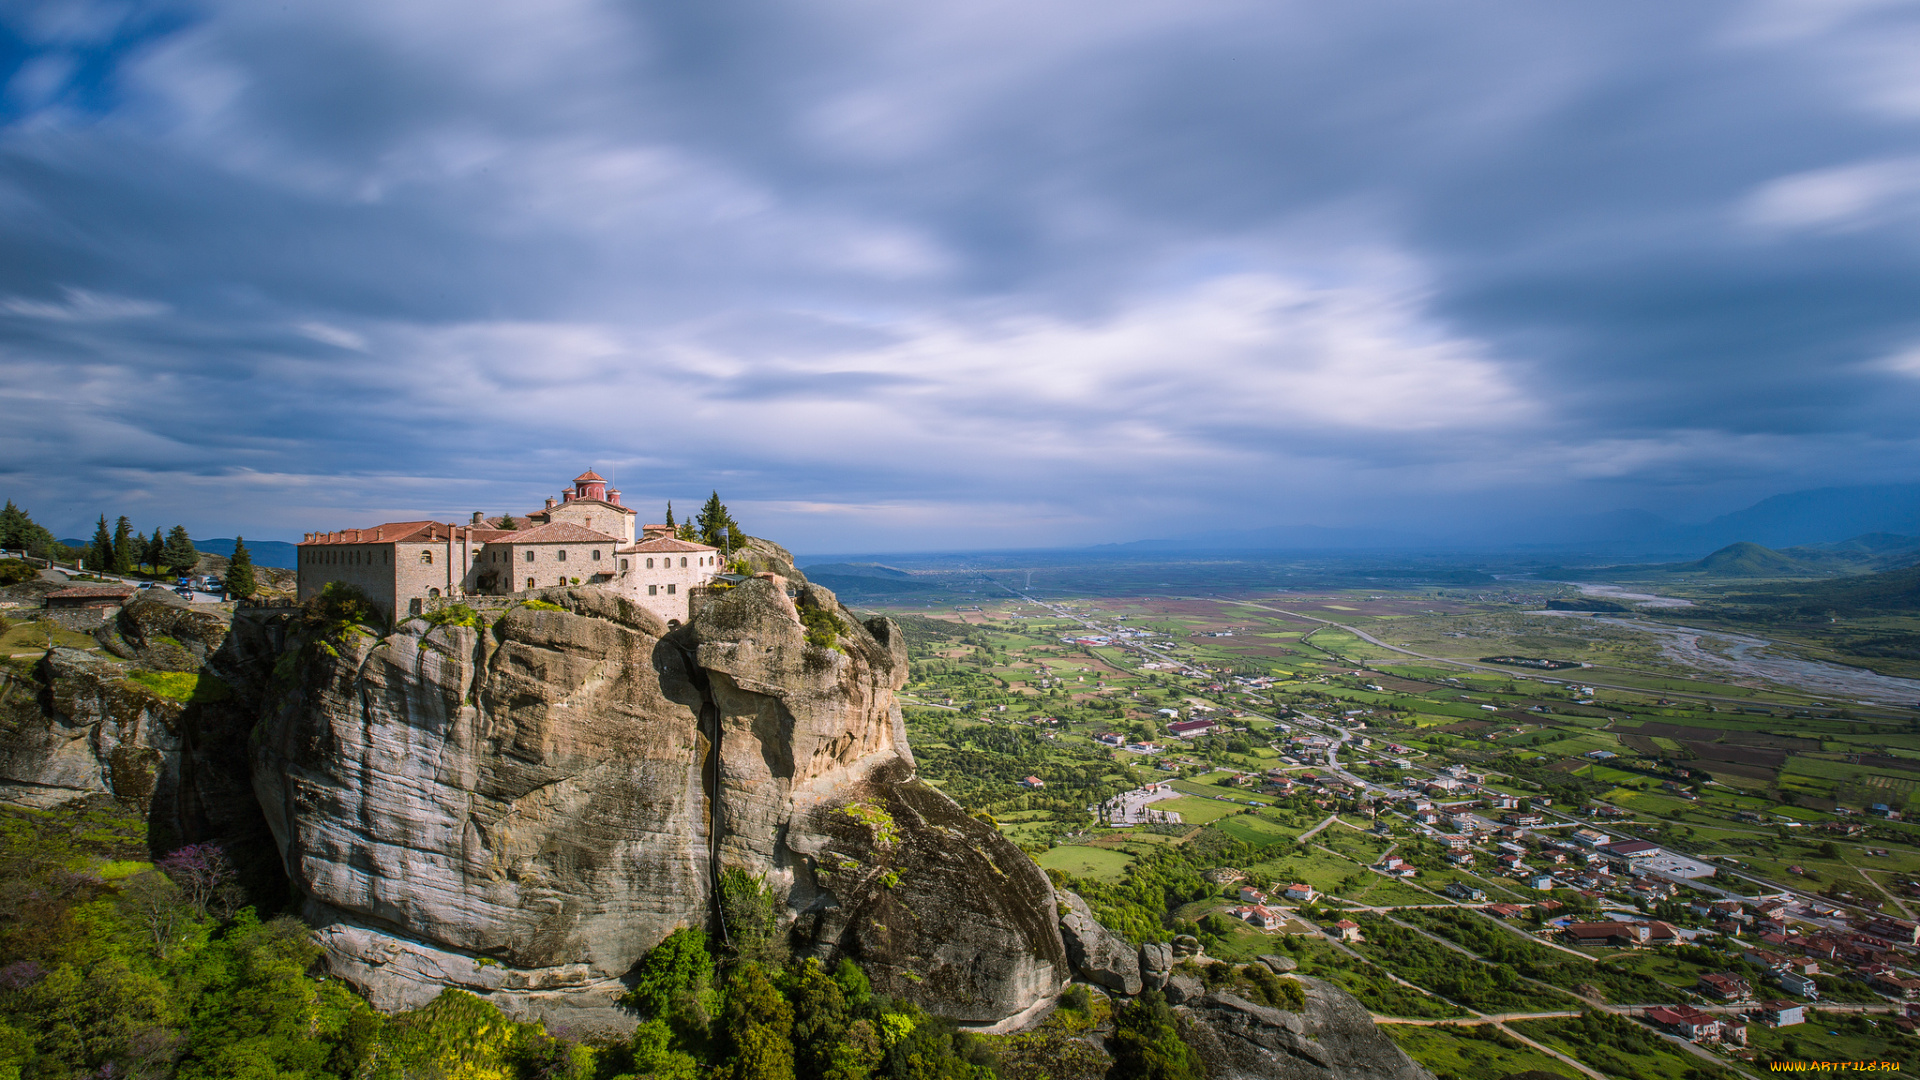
[{"x1": 3, "y1": 0, "x2": 1920, "y2": 551}]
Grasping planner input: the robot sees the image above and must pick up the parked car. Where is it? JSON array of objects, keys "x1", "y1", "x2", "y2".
[{"x1": 136, "y1": 582, "x2": 154, "y2": 589}]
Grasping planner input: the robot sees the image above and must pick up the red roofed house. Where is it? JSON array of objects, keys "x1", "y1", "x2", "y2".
[
  {"x1": 1168, "y1": 718, "x2": 1217, "y2": 738},
  {"x1": 45, "y1": 584, "x2": 136, "y2": 610},
  {"x1": 1565, "y1": 921, "x2": 1650, "y2": 946},
  {"x1": 1864, "y1": 918, "x2": 1920, "y2": 947},
  {"x1": 1331, "y1": 919, "x2": 1364, "y2": 942},
  {"x1": 1696, "y1": 972, "x2": 1752, "y2": 1002},
  {"x1": 1021, "y1": 776, "x2": 1045, "y2": 789},
  {"x1": 1645, "y1": 1006, "x2": 1740, "y2": 1043}
]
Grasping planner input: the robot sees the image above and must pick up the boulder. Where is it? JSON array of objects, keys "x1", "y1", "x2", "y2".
[
  {"x1": 1256, "y1": 954, "x2": 1297, "y2": 974},
  {"x1": 1140, "y1": 941, "x2": 1173, "y2": 988},
  {"x1": 1057, "y1": 891, "x2": 1142, "y2": 995},
  {"x1": 1164, "y1": 972, "x2": 1205, "y2": 1004},
  {"x1": 736, "y1": 535, "x2": 808, "y2": 584},
  {"x1": 1176, "y1": 980, "x2": 1436, "y2": 1080}
]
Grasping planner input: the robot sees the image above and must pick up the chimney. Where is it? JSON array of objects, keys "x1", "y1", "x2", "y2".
[
  {"x1": 471, "y1": 511, "x2": 483, "y2": 525},
  {"x1": 545, "y1": 497, "x2": 557, "y2": 511},
  {"x1": 607, "y1": 488, "x2": 622, "y2": 506}
]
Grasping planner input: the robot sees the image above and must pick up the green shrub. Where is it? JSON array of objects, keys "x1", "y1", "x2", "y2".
[
  {"x1": 800, "y1": 603, "x2": 844, "y2": 652},
  {"x1": 421, "y1": 603, "x2": 483, "y2": 629},
  {"x1": 306, "y1": 581, "x2": 380, "y2": 636},
  {"x1": 0, "y1": 559, "x2": 39, "y2": 586},
  {"x1": 126, "y1": 670, "x2": 231, "y2": 703}
]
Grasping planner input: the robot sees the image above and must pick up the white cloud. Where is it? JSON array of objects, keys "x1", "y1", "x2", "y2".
[
  {"x1": 1739, "y1": 157, "x2": 1920, "y2": 233},
  {"x1": 297, "y1": 322, "x2": 368, "y2": 351},
  {"x1": 0, "y1": 288, "x2": 170, "y2": 321}
]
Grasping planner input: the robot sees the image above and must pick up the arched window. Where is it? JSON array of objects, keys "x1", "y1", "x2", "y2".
[
  {"x1": 428, "y1": 588, "x2": 441, "y2": 598},
  {"x1": 525, "y1": 550, "x2": 535, "y2": 562},
  {"x1": 557, "y1": 549, "x2": 567, "y2": 562},
  {"x1": 526, "y1": 577, "x2": 536, "y2": 590},
  {"x1": 558, "y1": 576, "x2": 566, "y2": 586},
  {"x1": 680, "y1": 557, "x2": 687, "y2": 567},
  {"x1": 591, "y1": 550, "x2": 601, "y2": 561},
  {"x1": 646, "y1": 558, "x2": 654, "y2": 569},
  {"x1": 420, "y1": 550, "x2": 433, "y2": 564}
]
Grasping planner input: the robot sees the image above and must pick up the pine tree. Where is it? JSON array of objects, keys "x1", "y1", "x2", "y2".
[
  {"x1": 144, "y1": 528, "x2": 164, "y2": 573},
  {"x1": 677, "y1": 521, "x2": 699, "y2": 542},
  {"x1": 226, "y1": 536, "x2": 257, "y2": 599},
  {"x1": 88, "y1": 516, "x2": 113, "y2": 573},
  {"x1": 500, "y1": 514, "x2": 516, "y2": 530},
  {"x1": 112, "y1": 517, "x2": 135, "y2": 575},
  {"x1": 665, "y1": 501, "x2": 675, "y2": 528},
  {"x1": 0, "y1": 501, "x2": 28, "y2": 551},
  {"x1": 163, "y1": 525, "x2": 198, "y2": 577},
  {"x1": 696, "y1": 492, "x2": 745, "y2": 552}
]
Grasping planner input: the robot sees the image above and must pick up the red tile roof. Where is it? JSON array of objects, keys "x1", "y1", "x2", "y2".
[
  {"x1": 47, "y1": 585, "x2": 136, "y2": 598},
  {"x1": 501, "y1": 522, "x2": 621, "y2": 544},
  {"x1": 303, "y1": 520, "x2": 442, "y2": 544},
  {"x1": 628, "y1": 536, "x2": 717, "y2": 553},
  {"x1": 574, "y1": 470, "x2": 606, "y2": 483},
  {"x1": 533, "y1": 497, "x2": 633, "y2": 517}
]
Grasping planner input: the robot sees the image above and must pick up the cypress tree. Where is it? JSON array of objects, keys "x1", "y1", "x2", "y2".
[
  {"x1": 112, "y1": 516, "x2": 135, "y2": 575},
  {"x1": 163, "y1": 525, "x2": 198, "y2": 577},
  {"x1": 88, "y1": 516, "x2": 113, "y2": 573},
  {"x1": 226, "y1": 537, "x2": 257, "y2": 599},
  {"x1": 144, "y1": 528, "x2": 165, "y2": 573},
  {"x1": 665, "y1": 501, "x2": 675, "y2": 528}
]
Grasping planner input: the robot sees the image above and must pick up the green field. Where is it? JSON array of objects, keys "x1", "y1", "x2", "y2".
[
  {"x1": 1387, "y1": 1023, "x2": 1583, "y2": 1080},
  {"x1": 1036, "y1": 845, "x2": 1135, "y2": 882},
  {"x1": 1154, "y1": 796, "x2": 1247, "y2": 824}
]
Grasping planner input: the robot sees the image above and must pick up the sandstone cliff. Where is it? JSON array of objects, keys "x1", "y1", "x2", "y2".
[{"x1": 250, "y1": 578, "x2": 1066, "y2": 1028}]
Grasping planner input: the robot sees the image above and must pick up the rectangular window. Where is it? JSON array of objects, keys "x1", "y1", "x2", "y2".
[
  {"x1": 667, "y1": 584, "x2": 676, "y2": 594},
  {"x1": 648, "y1": 585, "x2": 658, "y2": 595}
]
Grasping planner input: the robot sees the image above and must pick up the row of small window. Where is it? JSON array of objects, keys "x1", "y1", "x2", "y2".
[
  {"x1": 519, "y1": 579, "x2": 677, "y2": 594},
  {"x1": 309, "y1": 546, "x2": 711, "y2": 570},
  {"x1": 305, "y1": 548, "x2": 388, "y2": 566}
]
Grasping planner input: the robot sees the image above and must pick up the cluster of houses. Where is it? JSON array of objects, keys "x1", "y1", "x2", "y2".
[
  {"x1": 1728, "y1": 910, "x2": 1920, "y2": 1001},
  {"x1": 1222, "y1": 882, "x2": 1368, "y2": 943},
  {"x1": 1225, "y1": 882, "x2": 1327, "y2": 930}
]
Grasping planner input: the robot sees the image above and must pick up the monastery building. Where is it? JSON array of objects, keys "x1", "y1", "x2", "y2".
[{"x1": 297, "y1": 470, "x2": 724, "y2": 625}]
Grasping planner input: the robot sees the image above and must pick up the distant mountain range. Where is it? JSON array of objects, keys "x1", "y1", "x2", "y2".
[
  {"x1": 1108, "y1": 483, "x2": 1920, "y2": 557},
  {"x1": 197, "y1": 538, "x2": 298, "y2": 569},
  {"x1": 63, "y1": 537, "x2": 301, "y2": 570},
  {"x1": 1566, "y1": 534, "x2": 1920, "y2": 580},
  {"x1": 800, "y1": 562, "x2": 941, "y2": 597}
]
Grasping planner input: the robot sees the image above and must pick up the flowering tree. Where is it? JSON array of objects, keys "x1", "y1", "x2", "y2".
[{"x1": 156, "y1": 842, "x2": 242, "y2": 919}]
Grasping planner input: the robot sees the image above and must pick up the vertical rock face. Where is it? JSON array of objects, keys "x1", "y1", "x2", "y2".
[
  {"x1": 252, "y1": 594, "x2": 711, "y2": 1022},
  {"x1": 250, "y1": 578, "x2": 1065, "y2": 1029},
  {"x1": 0, "y1": 593, "x2": 267, "y2": 853}
]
